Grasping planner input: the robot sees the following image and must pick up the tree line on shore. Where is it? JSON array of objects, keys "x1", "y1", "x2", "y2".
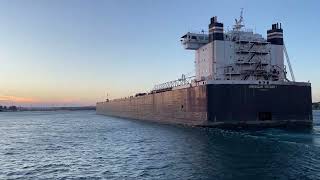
[
  {"x1": 0, "y1": 105, "x2": 96, "y2": 112},
  {"x1": 313, "y1": 102, "x2": 320, "y2": 110},
  {"x1": 0, "y1": 105, "x2": 18, "y2": 112}
]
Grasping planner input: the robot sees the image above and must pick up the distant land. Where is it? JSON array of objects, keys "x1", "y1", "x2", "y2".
[
  {"x1": 0, "y1": 105, "x2": 96, "y2": 112},
  {"x1": 0, "y1": 105, "x2": 18, "y2": 112},
  {"x1": 313, "y1": 102, "x2": 320, "y2": 110}
]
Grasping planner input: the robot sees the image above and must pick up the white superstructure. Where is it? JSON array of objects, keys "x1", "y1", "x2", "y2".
[{"x1": 181, "y1": 12, "x2": 288, "y2": 82}]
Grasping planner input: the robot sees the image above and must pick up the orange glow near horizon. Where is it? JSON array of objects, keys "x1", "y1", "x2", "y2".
[
  {"x1": 0, "y1": 95, "x2": 96, "y2": 106},
  {"x1": 0, "y1": 85, "x2": 148, "y2": 107}
]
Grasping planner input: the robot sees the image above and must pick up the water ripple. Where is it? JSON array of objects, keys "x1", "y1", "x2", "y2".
[{"x1": 0, "y1": 110, "x2": 320, "y2": 179}]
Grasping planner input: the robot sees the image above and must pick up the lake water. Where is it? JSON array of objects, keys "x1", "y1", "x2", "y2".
[{"x1": 0, "y1": 110, "x2": 320, "y2": 179}]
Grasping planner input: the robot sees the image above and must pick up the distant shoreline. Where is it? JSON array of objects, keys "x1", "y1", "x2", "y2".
[
  {"x1": 313, "y1": 102, "x2": 320, "y2": 110},
  {"x1": 0, "y1": 106, "x2": 96, "y2": 112}
]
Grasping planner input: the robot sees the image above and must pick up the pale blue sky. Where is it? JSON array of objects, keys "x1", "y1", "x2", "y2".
[{"x1": 0, "y1": 0, "x2": 319, "y2": 106}]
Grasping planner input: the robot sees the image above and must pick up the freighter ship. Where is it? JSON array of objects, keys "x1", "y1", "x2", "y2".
[{"x1": 97, "y1": 12, "x2": 313, "y2": 128}]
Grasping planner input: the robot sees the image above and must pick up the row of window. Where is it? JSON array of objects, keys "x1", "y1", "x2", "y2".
[{"x1": 188, "y1": 35, "x2": 209, "y2": 41}]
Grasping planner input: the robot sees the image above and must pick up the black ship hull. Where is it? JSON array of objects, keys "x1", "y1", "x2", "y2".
[
  {"x1": 205, "y1": 83, "x2": 312, "y2": 129},
  {"x1": 97, "y1": 83, "x2": 312, "y2": 129}
]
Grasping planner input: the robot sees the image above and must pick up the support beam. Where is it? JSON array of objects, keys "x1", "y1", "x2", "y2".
[{"x1": 283, "y1": 43, "x2": 295, "y2": 82}]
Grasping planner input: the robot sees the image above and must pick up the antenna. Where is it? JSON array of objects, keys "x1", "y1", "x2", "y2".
[
  {"x1": 234, "y1": 8, "x2": 244, "y2": 30},
  {"x1": 106, "y1": 92, "x2": 109, "y2": 102},
  {"x1": 240, "y1": 8, "x2": 244, "y2": 22}
]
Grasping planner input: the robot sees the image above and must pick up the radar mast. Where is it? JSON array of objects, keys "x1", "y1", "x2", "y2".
[{"x1": 234, "y1": 8, "x2": 244, "y2": 30}]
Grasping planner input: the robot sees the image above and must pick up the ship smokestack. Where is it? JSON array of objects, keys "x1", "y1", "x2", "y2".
[
  {"x1": 267, "y1": 22, "x2": 283, "y2": 45},
  {"x1": 209, "y1": 16, "x2": 224, "y2": 42}
]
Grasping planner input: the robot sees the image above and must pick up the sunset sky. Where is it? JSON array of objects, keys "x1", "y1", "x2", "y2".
[{"x1": 0, "y1": 0, "x2": 319, "y2": 106}]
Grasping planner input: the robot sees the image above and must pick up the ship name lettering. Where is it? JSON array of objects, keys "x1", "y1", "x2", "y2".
[{"x1": 249, "y1": 85, "x2": 276, "y2": 89}]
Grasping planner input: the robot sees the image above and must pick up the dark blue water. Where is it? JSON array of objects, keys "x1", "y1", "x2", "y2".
[{"x1": 0, "y1": 110, "x2": 320, "y2": 179}]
